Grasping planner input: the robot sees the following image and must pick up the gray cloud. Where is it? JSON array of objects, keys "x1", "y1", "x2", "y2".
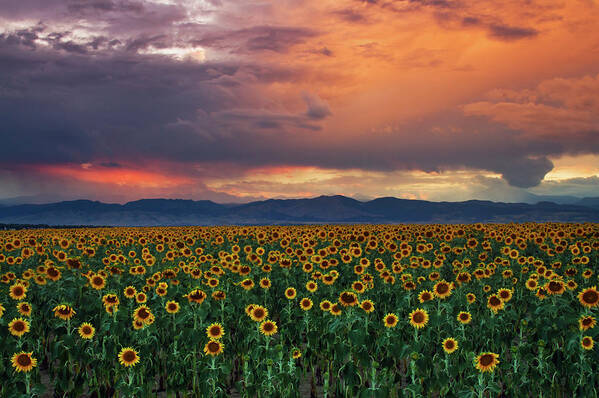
[
  {"x1": 495, "y1": 156, "x2": 554, "y2": 188},
  {"x1": 192, "y1": 26, "x2": 318, "y2": 54},
  {"x1": 487, "y1": 24, "x2": 539, "y2": 41},
  {"x1": 302, "y1": 92, "x2": 332, "y2": 120}
]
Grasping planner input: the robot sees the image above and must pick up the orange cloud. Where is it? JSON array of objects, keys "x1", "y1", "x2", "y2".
[{"x1": 38, "y1": 164, "x2": 194, "y2": 189}]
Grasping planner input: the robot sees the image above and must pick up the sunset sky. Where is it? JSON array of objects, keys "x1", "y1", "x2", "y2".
[{"x1": 1, "y1": 0, "x2": 599, "y2": 204}]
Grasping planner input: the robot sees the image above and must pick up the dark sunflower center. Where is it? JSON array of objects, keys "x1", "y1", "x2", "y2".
[
  {"x1": 413, "y1": 312, "x2": 425, "y2": 323},
  {"x1": 386, "y1": 317, "x2": 395, "y2": 324},
  {"x1": 436, "y1": 284, "x2": 449, "y2": 294},
  {"x1": 92, "y1": 277, "x2": 103, "y2": 285},
  {"x1": 13, "y1": 322, "x2": 25, "y2": 331},
  {"x1": 14, "y1": 287, "x2": 24, "y2": 296},
  {"x1": 59, "y1": 307, "x2": 71, "y2": 315},
  {"x1": 263, "y1": 322, "x2": 274, "y2": 332},
  {"x1": 22, "y1": 305, "x2": 30, "y2": 312},
  {"x1": 422, "y1": 293, "x2": 431, "y2": 300},
  {"x1": 460, "y1": 314, "x2": 469, "y2": 320},
  {"x1": 82, "y1": 326, "x2": 92, "y2": 334},
  {"x1": 583, "y1": 318, "x2": 592, "y2": 326},
  {"x1": 490, "y1": 297, "x2": 501, "y2": 306},
  {"x1": 500, "y1": 291, "x2": 510, "y2": 298},
  {"x1": 168, "y1": 304, "x2": 177, "y2": 311},
  {"x1": 210, "y1": 326, "x2": 221, "y2": 336},
  {"x1": 341, "y1": 293, "x2": 355, "y2": 303},
  {"x1": 107, "y1": 296, "x2": 117, "y2": 303},
  {"x1": 480, "y1": 354, "x2": 494, "y2": 366},
  {"x1": 208, "y1": 342, "x2": 220, "y2": 352},
  {"x1": 254, "y1": 309, "x2": 265, "y2": 318},
  {"x1": 17, "y1": 354, "x2": 31, "y2": 366},
  {"x1": 583, "y1": 338, "x2": 592, "y2": 346},
  {"x1": 363, "y1": 303, "x2": 372, "y2": 310},
  {"x1": 583, "y1": 290, "x2": 599, "y2": 304},
  {"x1": 126, "y1": 289, "x2": 134, "y2": 295},
  {"x1": 445, "y1": 341, "x2": 455, "y2": 349},
  {"x1": 548, "y1": 282, "x2": 561, "y2": 292},
  {"x1": 123, "y1": 351, "x2": 136, "y2": 362},
  {"x1": 191, "y1": 291, "x2": 203, "y2": 300}
]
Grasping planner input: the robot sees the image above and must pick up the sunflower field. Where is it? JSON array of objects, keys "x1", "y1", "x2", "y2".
[{"x1": 0, "y1": 223, "x2": 598, "y2": 397}]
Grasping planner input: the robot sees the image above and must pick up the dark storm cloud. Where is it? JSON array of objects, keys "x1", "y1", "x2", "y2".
[
  {"x1": 192, "y1": 26, "x2": 318, "y2": 54},
  {"x1": 66, "y1": 0, "x2": 145, "y2": 13},
  {"x1": 359, "y1": 0, "x2": 541, "y2": 42},
  {"x1": 302, "y1": 92, "x2": 332, "y2": 120},
  {"x1": 487, "y1": 24, "x2": 539, "y2": 41},
  {"x1": 493, "y1": 157, "x2": 554, "y2": 188},
  {"x1": 99, "y1": 161, "x2": 122, "y2": 168},
  {"x1": 0, "y1": 32, "x2": 593, "y2": 189},
  {"x1": 333, "y1": 8, "x2": 370, "y2": 24},
  {"x1": 0, "y1": 0, "x2": 595, "y2": 194}
]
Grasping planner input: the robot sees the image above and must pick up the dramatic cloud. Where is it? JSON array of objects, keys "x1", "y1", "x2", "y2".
[{"x1": 1, "y1": 0, "x2": 598, "y2": 203}]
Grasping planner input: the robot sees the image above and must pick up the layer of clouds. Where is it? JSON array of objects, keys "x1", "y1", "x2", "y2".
[{"x1": 1, "y1": 0, "x2": 598, "y2": 202}]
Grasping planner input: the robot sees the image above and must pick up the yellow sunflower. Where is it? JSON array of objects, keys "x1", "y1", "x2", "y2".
[
  {"x1": 90, "y1": 274, "x2": 106, "y2": 290},
  {"x1": 338, "y1": 291, "x2": 358, "y2": 307},
  {"x1": 204, "y1": 340, "x2": 224, "y2": 356},
  {"x1": 285, "y1": 287, "x2": 297, "y2": 300},
  {"x1": 418, "y1": 290, "x2": 434, "y2": 303},
  {"x1": 442, "y1": 338, "x2": 458, "y2": 354},
  {"x1": 581, "y1": 336, "x2": 594, "y2": 350},
  {"x1": 457, "y1": 311, "x2": 472, "y2": 324},
  {"x1": 259, "y1": 320, "x2": 278, "y2": 336},
  {"x1": 497, "y1": 288, "x2": 513, "y2": 302},
  {"x1": 579, "y1": 315, "x2": 597, "y2": 331},
  {"x1": 17, "y1": 302, "x2": 32, "y2": 317},
  {"x1": 300, "y1": 298, "x2": 313, "y2": 311},
  {"x1": 9, "y1": 283, "x2": 27, "y2": 300},
  {"x1": 578, "y1": 286, "x2": 599, "y2": 308},
  {"x1": 474, "y1": 352, "x2": 500, "y2": 372},
  {"x1": 165, "y1": 300, "x2": 180, "y2": 314},
  {"x1": 330, "y1": 304, "x2": 342, "y2": 316},
  {"x1": 319, "y1": 300, "x2": 332, "y2": 311},
  {"x1": 11, "y1": 352, "x2": 37, "y2": 372},
  {"x1": 383, "y1": 313, "x2": 398, "y2": 328},
  {"x1": 206, "y1": 323, "x2": 225, "y2": 340},
  {"x1": 133, "y1": 305, "x2": 153, "y2": 324},
  {"x1": 409, "y1": 308, "x2": 429, "y2": 329},
  {"x1": 487, "y1": 295, "x2": 504, "y2": 313},
  {"x1": 433, "y1": 281, "x2": 453, "y2": 299},
  {"x1": 250, "y1": 306, "x2": 268, "y2": 322},
  {"x1": 360, "y1": 299, "x2": 375, "y2": 313},
  {"x1": 123, "y1": 286, "x2": 137, "y2": 299},
  {"x1": 8, "y1": 318, "x2": 30, "y2": 337},
  {"x1": 118, "y1": 347, "x2": 140, "y2": 367},
  {"x1": 78, "y1": 323, "x2": 95, "y2": 339}
]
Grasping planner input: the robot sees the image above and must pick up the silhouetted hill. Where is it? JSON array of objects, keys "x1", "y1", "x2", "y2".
[
  {"x1": 0, "y1": 196, "x2": 598, "y2": 226},
  {"x1": 576, "y1": 197, "x2": 599, "y2": 209}
]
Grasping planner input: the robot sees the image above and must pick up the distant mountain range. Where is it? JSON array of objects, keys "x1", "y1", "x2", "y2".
[{"x1": 0, "y1": 195, "x2": 598, "y2": 226}]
